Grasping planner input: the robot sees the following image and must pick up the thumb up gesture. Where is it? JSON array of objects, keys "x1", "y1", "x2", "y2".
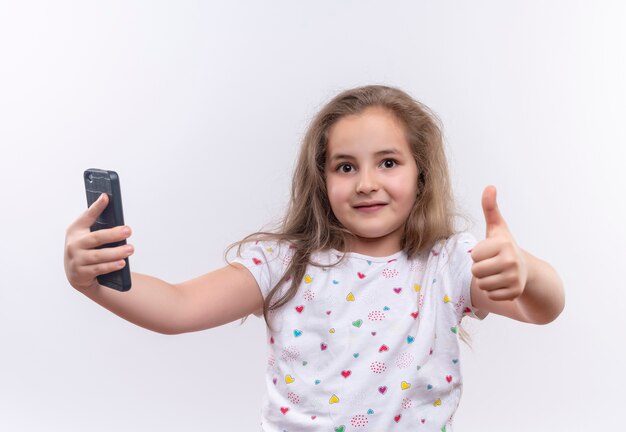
[{"x1": 470, "y1": 186, "x2": 528, "y2": 301}]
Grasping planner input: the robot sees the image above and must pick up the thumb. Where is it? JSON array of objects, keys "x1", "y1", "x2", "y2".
[{"x1": 482, "y1": 185, "x2": 507, "y2": 237}]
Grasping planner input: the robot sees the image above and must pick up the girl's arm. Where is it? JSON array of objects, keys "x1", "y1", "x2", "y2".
[
  {"x1": 468, "y1": 186, "x2": 565, "y2": 325},
  {"x1": 65, "y1": 193, "x2": 263, "y2": 334},
  {"x1": 76, "y1": 266, "x2": 263, "y2": 334}
]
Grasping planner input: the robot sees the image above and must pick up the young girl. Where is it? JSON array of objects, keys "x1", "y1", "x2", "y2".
[{"x1": 64, "y1": 85, "x2": 564, "y2": 431}]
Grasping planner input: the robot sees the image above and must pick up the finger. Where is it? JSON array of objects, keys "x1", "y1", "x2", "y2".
[
  {"x1": 69, "y1": 193, "x2": 109, "y2": 231},
  {"x1": 486, "y1": 287, "x2": 519, "y2": 302},
  {"x1": 76, "y1": 244, "x2": 134, "y2": 266},
  {"x1": 474, "y1": 274, "x2": 510, "y2": 292},
  {"x1": 78, "y1": 225, "x2": 132, "y2": 250},
  {"x1": 482, "y1": 185, "x2": 508, "y2": 237},
  {"x1": 471, "y1": 255, "x2": 504, "y2": 279},
  {"x1": 470, "y1": 238, "x2": 501, "y2": 262},
  {"x1": 83, "y1": 259, "x2": 128, "y2": 278}
]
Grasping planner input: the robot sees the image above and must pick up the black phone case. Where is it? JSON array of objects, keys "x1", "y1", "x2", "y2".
[{"x1": 84, "y1": 169, "x2": 132, "y2": 291}]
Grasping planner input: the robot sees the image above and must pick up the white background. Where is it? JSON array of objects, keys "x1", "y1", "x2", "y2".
[{"x1": 1, "y1": 1, "x2": 625, "y2": 430}]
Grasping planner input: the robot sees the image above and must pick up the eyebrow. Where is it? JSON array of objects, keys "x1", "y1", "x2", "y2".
[{"x1": 328, "y1": 149, "x2": 402, "y2": 162}]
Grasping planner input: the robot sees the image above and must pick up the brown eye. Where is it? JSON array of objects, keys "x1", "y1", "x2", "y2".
[
  {"x1": 382, "y1": 159, "x2": 397, "y2": 169},
  {"x1": 338, "y1": 164, "x2": 353, "y2": 173}
]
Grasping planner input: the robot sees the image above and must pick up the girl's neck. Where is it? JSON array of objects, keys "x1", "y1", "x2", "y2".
[{"x1": 344, "y1": 236, "x2": 402, "y2": 258}]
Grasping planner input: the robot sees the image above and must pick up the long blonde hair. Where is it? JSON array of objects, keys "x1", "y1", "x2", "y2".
[{"x1": 227, "y1": 85, "x2": 460, "y2": 330}]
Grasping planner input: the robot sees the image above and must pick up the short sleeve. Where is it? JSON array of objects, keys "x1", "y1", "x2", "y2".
[
  {"x1": 232, "y1": 240, "x2": 293, "y2": 317},
  {"x1": 440, "y1": 231, "x2": 486, "y2": 322}
]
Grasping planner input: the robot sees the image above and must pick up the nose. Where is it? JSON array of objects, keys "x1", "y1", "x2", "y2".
[{"x1": 356, "y1": 168, "x2": 379, "y2": 194}]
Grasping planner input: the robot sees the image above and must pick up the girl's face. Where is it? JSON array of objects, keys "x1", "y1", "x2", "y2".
[{"x1": 325, "y1": 106, "x2": 419, "y2": 256}]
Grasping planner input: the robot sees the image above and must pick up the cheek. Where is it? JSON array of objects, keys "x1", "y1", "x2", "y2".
[
  {"x1": 326, "y1": 179, "x2": 348, "y2": 207},
  {"x1": 393, "y1": 177, "x2": 418, "y2": 208}
]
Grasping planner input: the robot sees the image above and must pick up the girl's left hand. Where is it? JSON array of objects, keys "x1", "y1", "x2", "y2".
[{"x1": 470, "y1": 186, "x2": 528, "y2": 301}]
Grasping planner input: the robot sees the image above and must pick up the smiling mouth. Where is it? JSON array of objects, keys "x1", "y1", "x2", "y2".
[{"x1": 354, "y1": 204, "x2": 387, "y2": 212}]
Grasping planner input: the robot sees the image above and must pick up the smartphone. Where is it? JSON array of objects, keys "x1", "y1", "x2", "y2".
[{"x1": 83, "y1": 169, "x2": 132, "y2": 291}]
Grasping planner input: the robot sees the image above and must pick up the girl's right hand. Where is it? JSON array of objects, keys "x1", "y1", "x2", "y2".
[{"x1": 64, "y1": 193, "x2": 134, "y2": 292}]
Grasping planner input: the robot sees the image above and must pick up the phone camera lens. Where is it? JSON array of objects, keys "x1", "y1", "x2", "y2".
[{"x1": 87, "y1": 173, "x2": 93, "y2": 183}]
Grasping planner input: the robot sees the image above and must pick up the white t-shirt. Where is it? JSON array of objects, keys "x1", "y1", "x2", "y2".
[{"x1": 234, "y1": 232, "x2": 484, "y2": 432}]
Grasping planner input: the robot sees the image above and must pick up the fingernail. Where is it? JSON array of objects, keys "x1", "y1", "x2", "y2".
[{"x1": 121, "y1": 227, "x2": 130, "y2": 236}]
